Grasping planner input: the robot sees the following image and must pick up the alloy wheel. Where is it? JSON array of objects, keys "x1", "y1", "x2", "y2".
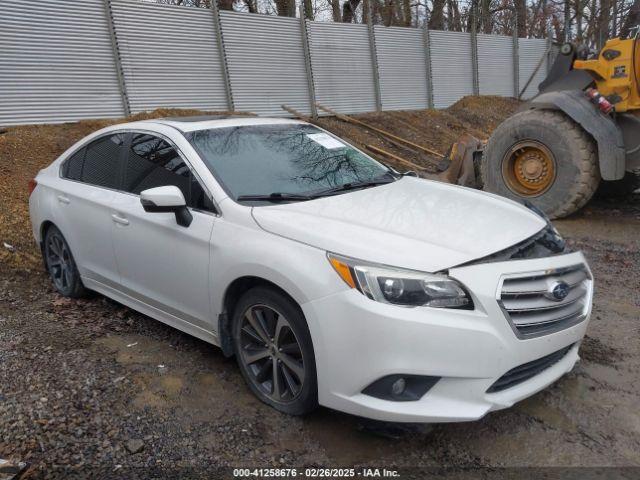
[
  {"x1": 45, "y1": 231, "x2": 73, "y2": 292},
  {"x1": 238, "y1": 304, "x2": 305, "y2": 403}
]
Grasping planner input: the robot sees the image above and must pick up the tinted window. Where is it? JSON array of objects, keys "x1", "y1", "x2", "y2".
[
  {"x1": 124, "y1": 133, "x2": 213, "y2": 211},
  {"x1": 81, "y1": 134, "x2": 126, "y2": 189},
  {"x1": 62, "y1": 148, "x2": 85, "y2": 181},
  {"x1": 188, "y1": 124, "x2": 389, "y2": 201}
]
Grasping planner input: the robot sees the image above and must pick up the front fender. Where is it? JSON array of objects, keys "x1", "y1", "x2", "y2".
[
  {"x1": 527, "y1": 90, "x2": 626, "y2": 181},
  {"x1": 209, "y1": 219, "x2": 347, "y2": 323}
]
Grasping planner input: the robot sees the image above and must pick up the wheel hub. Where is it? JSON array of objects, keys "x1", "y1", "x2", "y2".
[{"x1": 502, "y1": 141, "x2": 556, "y2": 196}]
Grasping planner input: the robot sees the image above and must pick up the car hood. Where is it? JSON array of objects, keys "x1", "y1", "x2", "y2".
[{"x1": 251, "y1": 177, "x2": 546, "y2": 272}]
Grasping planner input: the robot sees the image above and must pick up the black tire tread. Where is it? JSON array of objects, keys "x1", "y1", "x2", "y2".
[{"x1": 481, "y1": 109, "x2": 600, "y2": 219}]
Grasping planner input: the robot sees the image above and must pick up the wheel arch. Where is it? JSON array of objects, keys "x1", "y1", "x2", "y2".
[
  {"x1": 218, "y1": 275, "x2": 305, "y2": 358},
  {"x1": 40, "y1": 219, "x2": 56, "y2": 241},
  {"x1": 527, "y1": 90, "x2": 626, "y2": 181}
]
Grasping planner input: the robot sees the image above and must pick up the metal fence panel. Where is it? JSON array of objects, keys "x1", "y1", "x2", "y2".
[
  {"x1": 111, "y1": 0, "x2": 228, "y2": 114},
  {"x1": 220, "y1": 11, "x2": 310, "y2": 116},
  {"x1": 0, "y1": 0, "x2": 124, "y2": 126},
  {"x1": 519, "y1": 38, "x2": 548, "y2": 99},
  {"x1": 374, "y1": 26, "x2": 428, "y2": 111},
  {"x1": 0, "y1": 0, "x2": 551, "y2": 126},
  {"x1": 429, "y1": 31, "x2": 474, "y2": 109},
  {"x1": 477, "y1": 34, "x2": 514, "y2": 97},
  {"x1": 308, "y1": 22, "x2": 377, "y2": 114}
]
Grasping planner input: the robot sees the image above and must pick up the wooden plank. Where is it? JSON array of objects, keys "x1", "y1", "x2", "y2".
[
  {"x1": 365, "y1": 144, "x2": 428, "y2": 172},
  {"x1": 316, "y1": 103, "x2": 445, "y2": 158}
]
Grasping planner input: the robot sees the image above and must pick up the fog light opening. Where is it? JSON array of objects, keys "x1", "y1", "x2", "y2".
[
  {"x1": 391, "y1": 377, "x2": 406, "y2": 396},
  {"x1": 362, "y1": 374, "x2": 441, "y2": 402}
]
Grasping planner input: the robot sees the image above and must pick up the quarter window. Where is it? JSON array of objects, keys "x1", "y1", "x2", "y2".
[
  {"x1": 123, "y1": 133, "x2": 214, "y2": 212},
  {"x1": 66, "y1": 133, "x2": 126, "y2": 189},
  {"x1": 62, "y1": 148, "x2": 85, "y2": 181},
  {"x1": 62, "y1": 134, "x2": 126, "y2": 188}
]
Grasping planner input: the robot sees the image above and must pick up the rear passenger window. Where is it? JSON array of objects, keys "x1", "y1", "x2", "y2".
[
  {"x1": 62, "y1": 148, "x2": 85, "y2": 181},
  {"x1": 80, "y1": 134, "x2": 126, "y2": 189},
  {"x1": 123, "y1": 133, "x2": 214, "y2": 212}
]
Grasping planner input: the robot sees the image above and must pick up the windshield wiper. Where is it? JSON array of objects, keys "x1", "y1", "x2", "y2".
[
  {"x1": 312, "y1": 176, "x2": 395, "y2": 197},
  {"x1": 236, "y1": 192, "x2": 315, "y2": 203}
]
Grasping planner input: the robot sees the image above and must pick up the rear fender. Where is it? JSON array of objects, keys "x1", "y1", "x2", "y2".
[{"x1": 527, "y1": 90, "x2": 626, "y2": 180}]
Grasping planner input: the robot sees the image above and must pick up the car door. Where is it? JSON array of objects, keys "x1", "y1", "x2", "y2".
[
  {"x1": 54, "y1": 133, "x2": 126, "y2": 287},
  {"x1": 110, "y1": 131, "x2": 216, "y2": 332}
]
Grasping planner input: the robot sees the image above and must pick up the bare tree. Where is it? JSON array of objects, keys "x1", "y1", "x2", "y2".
[
  {"x1": 330, "y1": 0, "x2": 343, "y2": 20},
  {"x1": 274, "y1": 0, "x2": 295, "y2": 15},
  {"x1": 620, "y1": 0, "x2": 640, "y2": 36},
  {"x1": 342, "y1": 0, "x2": 363, "y2": 22},
  {"x1": 149, "y1": 0, "x2": 640, "y2": 47},
  {"x1": 429, "y1": 0, "x2": 446, "y2": 29}
]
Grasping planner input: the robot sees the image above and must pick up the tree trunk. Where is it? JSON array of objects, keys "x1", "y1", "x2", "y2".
[
  {"x1": 379, "y1": 0, "x2": 397, "y2": 26},
  {"x1": 401, "y1": 0, "x2": 412, "y2": 27},
  {"x1": 514, "y1": 0, "x2": 527, "y2": 37},
  {"x1": 480, "y1": 0, "x2": 491, "y2": 33},
  {"x1": 218, "y1": 0, "x2": 234, "y2": 10},
  {"x1": 331, "y1": 0, "x2": 342, "y2": 22},
  {"x1": 429, "y1": 0, "x2": 446, "y2": 30},
  {"x1": 564, "y1": 0, "x2": 571, "y2": 41},
  {"x1": 446, "y1": 0, "x2": 462, "y2": 31},
  {"x1": 342, "y1": 0, "x2": 362, "y2": 23},
  {"x1": 575, "y1": 0, "x2": 583, "y2": 40},
  {"x1": 303, "y1": 0, "x2": 313, "y2": 20},
  {"x1": 598, "y1": 0, "x2": 611, "y2": 48}
]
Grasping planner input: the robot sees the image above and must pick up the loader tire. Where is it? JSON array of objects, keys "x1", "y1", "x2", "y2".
[{"x1": 481, "y1": 109, "x2": 600, "y2": 219}]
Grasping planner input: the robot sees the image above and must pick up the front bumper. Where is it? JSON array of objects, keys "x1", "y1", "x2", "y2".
[{"x1": 302, "y1": 251, "x2": 592, "y2": 423}]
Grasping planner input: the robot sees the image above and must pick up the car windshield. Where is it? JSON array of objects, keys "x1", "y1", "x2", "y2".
[{"x1": 187, "y1": 124, "x2": 393, "y2": 203}]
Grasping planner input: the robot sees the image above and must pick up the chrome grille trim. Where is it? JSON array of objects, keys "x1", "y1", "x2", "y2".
[{"x1": 497, "y1": 264, "x2": 592, "y2": 339}]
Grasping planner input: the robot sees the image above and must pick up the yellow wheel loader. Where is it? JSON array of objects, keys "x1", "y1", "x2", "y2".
[{"x1": 480, "y1": 33, "x2": 640, "y2": 218}]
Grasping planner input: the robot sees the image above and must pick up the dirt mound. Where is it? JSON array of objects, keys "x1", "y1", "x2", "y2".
[
  {"x1": 0, "y1": 97, "x2": 520, "y2": 271},
  {"x1": 316, "y1": 96, "x2": 521, "y2": 172}
]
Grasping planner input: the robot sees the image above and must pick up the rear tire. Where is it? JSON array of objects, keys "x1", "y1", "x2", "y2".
[
  {"x1": 231, "y1": 287, "x2": 318, "y2": 416},
  {"x1": 43, "y1": 225, "x2": 86, "y2": 298},
  {"x1": 481, "y1": 109, "x2": 600, "y2": 219}
]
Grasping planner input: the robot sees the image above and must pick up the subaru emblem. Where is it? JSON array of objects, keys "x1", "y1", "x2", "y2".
[{"x1": 548, "y1": 281, "x2": 570, "y2": 301}]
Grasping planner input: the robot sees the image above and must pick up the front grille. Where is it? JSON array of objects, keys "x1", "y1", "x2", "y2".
[
  {"x1": 487, "y1": 344, "x2": 574, "y2": 393},
  {"x1": 498, "y1": 264, "x2": 591, "y2": 338}
]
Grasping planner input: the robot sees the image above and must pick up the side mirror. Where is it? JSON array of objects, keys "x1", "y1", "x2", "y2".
[
  {"x1": 140, "y1": 186, "x2": 193, "y2": 228},
  {"x1": 403, "y1": 171, "x2": 419, "y2": 177}
]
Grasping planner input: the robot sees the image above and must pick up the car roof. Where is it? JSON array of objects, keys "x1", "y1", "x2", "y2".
[{"x1": 134, "y1": 116, "x2": 307, "y2": 133}]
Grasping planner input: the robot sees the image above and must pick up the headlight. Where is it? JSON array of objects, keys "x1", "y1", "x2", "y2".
[{"x1": 328, "y1": 253, "x2": 473, "y2": 309}]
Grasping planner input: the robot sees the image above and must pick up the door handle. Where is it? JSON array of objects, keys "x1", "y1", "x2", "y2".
[
  {"x1": 111, "y1": 214, "x2": 130, "y2": 226},
  {"x1": 57, "y1": 194, "x2": 70, "y2": 205}
]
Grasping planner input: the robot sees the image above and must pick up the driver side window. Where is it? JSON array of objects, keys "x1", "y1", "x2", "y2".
[{"x1": 122, "y1": 133, "x2": 215, "y2": 212}]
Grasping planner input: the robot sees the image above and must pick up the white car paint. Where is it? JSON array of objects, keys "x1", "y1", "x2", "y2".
[
  {"x1": 140, "y1": 185, "x2": 187, "y2": 207},
  {"x1": 29, "y1": 117, "x2": 593, "y2": 423},
  {"x1": 252, "y1": 176, "x2": 547, "y2": 273}
]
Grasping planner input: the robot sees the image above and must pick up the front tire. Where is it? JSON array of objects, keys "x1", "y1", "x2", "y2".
[
  {"x1": 43, "y1": 225, "x2": 86, "y2": 298},
  {"x1": 232, "y1": 287, "x2": 318, "y2": 415},
  {"x1": 481, "y1": 109, "x2": 600, "y2": 219}
]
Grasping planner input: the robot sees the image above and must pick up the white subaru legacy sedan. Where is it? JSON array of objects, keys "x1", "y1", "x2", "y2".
[{"x1": 29, "y1": 116, "x2": 593, "y2": 422}]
